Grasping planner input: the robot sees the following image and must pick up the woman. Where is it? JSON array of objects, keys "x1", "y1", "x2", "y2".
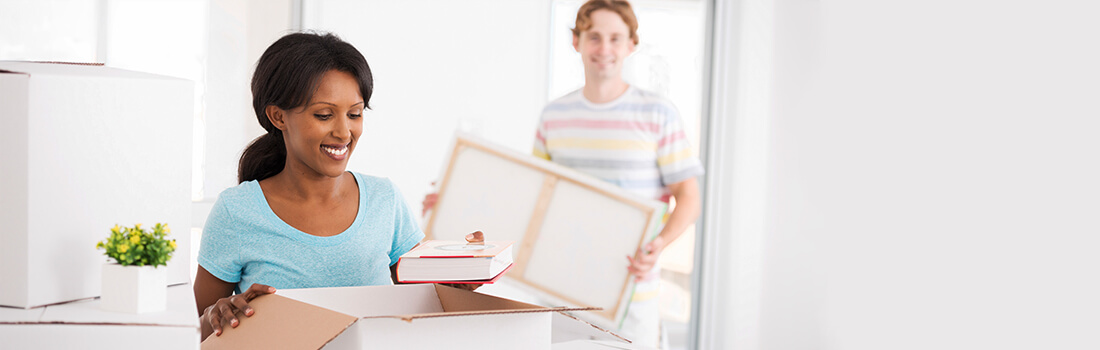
[{"x1": 193, "y1": 32, "x2": 480, "y2": 341}]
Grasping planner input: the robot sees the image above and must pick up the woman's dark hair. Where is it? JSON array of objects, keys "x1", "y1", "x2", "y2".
[{"x1": 238, "y1": 32, "x2": 373, "y2": 183}]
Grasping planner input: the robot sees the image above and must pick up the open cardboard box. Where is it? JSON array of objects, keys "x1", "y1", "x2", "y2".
[{"x1": 201, "y1": 284, "x2": 628, "y2": 350}]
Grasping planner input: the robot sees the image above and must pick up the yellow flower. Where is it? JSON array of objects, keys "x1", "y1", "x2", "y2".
[{"x1": 100, "y1": 223, "x2": 175, "y2": 266}]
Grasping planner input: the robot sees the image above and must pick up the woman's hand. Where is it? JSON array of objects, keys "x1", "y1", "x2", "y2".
[
  {"x1": 441, "y1": 231, "x2": 488, "y2": 291},
  {"x1": 201, "y1": 283, "x2": 276, "y2": 337},
  {"x1": 465, "y1": 230, "x2": 484, "y2": 244}
]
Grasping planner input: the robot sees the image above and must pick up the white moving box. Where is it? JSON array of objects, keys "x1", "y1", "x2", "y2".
[
  {"x1": 0, "y1": 284, "x2": 200, "y2": 349},
  {"x1": 200, "y1": 284, "x2": 628, "y2": 350},
  {"x1": 0, "y1": 61, "x2": 193, "y2": 308}
]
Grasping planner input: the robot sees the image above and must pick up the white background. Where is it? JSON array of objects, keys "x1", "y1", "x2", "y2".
[
  {"x1": 4, "y1": 0, "x2": 1100, "y2": 349},
  {"x1": 702, "y1": 0, "x2": 1100, "y2": 349}
]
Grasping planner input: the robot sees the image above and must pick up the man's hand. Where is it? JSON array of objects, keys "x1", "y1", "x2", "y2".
[{"x1": 627, "y1": 236, "x2": 666, "y2": 282}]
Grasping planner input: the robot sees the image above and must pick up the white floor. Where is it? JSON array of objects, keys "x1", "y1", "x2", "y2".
[{"x1": 664, "y1": 320, "x2": 689, "y2": 350}]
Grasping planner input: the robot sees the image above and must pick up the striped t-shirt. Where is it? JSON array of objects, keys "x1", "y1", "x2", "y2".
[{"x1": 533, "y1": 86, "x2": 704, "y2": 202}]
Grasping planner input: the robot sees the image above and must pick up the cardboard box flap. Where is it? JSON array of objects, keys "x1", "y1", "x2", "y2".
[
  {"x1": 280, "y1": 284, "x2": 600, "y2": 319},
  {"x1": 0, "y1": 61, "x2": 102, "y2": 74},
  {"x1": 551, "y1": 311, "x2": 631, "y2": 344},
  {"x1": 0, "y1": 61, "x2": 187, "y2": 81},
  {"x1": 200, "y1": 294, "x2": 357, "y2": 350},
  {"x1": 341, "y1": 284, "x2": 598, "y2": 321},
  {"x1": 434, "y1": 283, "x2": 546, "y2": 312}
]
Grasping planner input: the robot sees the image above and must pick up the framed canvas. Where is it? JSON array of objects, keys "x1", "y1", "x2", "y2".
[{"x1": 425, "y1": 133, "x2": 667, "y2": 328}]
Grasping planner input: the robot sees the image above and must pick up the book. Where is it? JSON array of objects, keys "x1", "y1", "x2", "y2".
[{"x1": 396, "y1": 240, "x2": 514, "y2": 283}]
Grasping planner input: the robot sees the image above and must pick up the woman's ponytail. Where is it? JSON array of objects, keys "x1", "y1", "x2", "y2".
[{"x1": 237, "y1": 131, "x2": 286, "y2": 183}]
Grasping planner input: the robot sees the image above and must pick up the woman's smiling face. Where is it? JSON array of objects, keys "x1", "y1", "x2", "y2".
[{"x1": 273, "y1": 69, "x2": 364, "y2": 178}]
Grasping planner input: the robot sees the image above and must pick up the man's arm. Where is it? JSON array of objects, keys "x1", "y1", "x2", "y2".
[{"x1": 627, "y1": 177, "x2": 701, "y2": 280}]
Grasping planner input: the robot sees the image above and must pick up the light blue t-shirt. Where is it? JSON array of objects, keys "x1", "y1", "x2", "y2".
[{"x1": 198, "y1": 172, "x2": 423, "y2": 294}]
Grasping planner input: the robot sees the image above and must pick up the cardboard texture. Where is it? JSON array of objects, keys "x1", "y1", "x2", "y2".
[
  {"x1": 200, "y1": 295, "x2": 357, "y2": 350},
  {"x1": 202, "y1": 284, "x2": 620, "y2": 350},
  {"x1": 0, "y1": 61, "x2": 193, "y2": 309},
  {"x1": 0, "y1": 284, "x2": 200, "y2": 349},
  {"x1": 424, "y1": 132, "x2": 667, "y2": 329}
]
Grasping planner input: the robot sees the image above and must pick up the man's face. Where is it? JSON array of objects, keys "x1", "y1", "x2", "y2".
[{"x1": 573, "y1": 9, "x2": 636, "y2": 82}]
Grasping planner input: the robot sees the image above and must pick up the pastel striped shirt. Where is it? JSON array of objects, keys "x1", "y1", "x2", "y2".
[{"x1": 534, "y1": 86, "x2": 704, "y2": 202}]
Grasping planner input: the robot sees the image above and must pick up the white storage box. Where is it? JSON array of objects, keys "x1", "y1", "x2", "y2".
[
  {"x1": 0, "y1": 61, "x2": 193, "y2": 308},
  {"x1": 0, "y1": 284, "x2": 200, "y2": 349}
]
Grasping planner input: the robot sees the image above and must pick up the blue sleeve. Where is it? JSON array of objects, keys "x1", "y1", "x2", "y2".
[
  {"x1": 197, "y1": 193, "x2": 243, "y2": 283},
  {"x1": 388, "y1": 182, "x2": 424, "y2": 266}
]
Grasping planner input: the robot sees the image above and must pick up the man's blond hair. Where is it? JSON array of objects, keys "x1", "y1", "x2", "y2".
[{"x1": 571, "y1": 0, "x2": 639, "y2": 45}]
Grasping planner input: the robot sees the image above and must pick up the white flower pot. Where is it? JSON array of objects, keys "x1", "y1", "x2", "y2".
[{"x1": 100, "y1": 263, "x2": 167, "y2": 313}]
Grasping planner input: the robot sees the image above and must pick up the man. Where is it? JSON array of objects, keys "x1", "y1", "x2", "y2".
[
  {"x1": 533, "y1": 1, "x2": 702, "y2": 346},
  {"x1": 425, "y1": 0, "x2": 702, "y2": 346}
]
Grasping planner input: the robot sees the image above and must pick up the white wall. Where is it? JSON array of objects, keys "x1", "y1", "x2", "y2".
[
  {"x1": 0, "y1": 0, "x2": 99, "y2": 61},
  {"x1": 301, "y1": 0, "x2": 552, "y2": 219},
  {"x1": 705, "y1": 0, "x2": 1100, "y2": 349},
  {"x1": 201, "y1": 0, "x2": 294, "y2": 202}
]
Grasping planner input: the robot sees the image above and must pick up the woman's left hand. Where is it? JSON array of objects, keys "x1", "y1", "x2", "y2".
[
  {"x1": 441, "y1": 231, "x2": 488, "y2": 291},
  {"x1": 464, "y1": 230, "x2": 484, "y2": 244}
]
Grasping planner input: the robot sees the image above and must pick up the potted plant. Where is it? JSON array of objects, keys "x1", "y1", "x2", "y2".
[{"x1": 96, "y1": 223, "x2": 177, "y2": 313}]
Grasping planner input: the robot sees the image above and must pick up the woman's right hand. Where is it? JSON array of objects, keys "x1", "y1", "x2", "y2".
[{"x1": 202, "y1": 283, "x2": 276, "y2": 337}]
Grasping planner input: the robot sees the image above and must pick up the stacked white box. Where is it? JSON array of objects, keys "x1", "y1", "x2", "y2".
[
  {"x1": 0, "y1": 284, "x2": 200, "y2": 349},
  {"x1": 0, "y1": 61, "x2": 193, "y2": 308}
]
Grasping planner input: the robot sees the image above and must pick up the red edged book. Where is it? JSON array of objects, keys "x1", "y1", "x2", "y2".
[{"x1": 396, "y1": 240, "x2": 515, "y2": 284}]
